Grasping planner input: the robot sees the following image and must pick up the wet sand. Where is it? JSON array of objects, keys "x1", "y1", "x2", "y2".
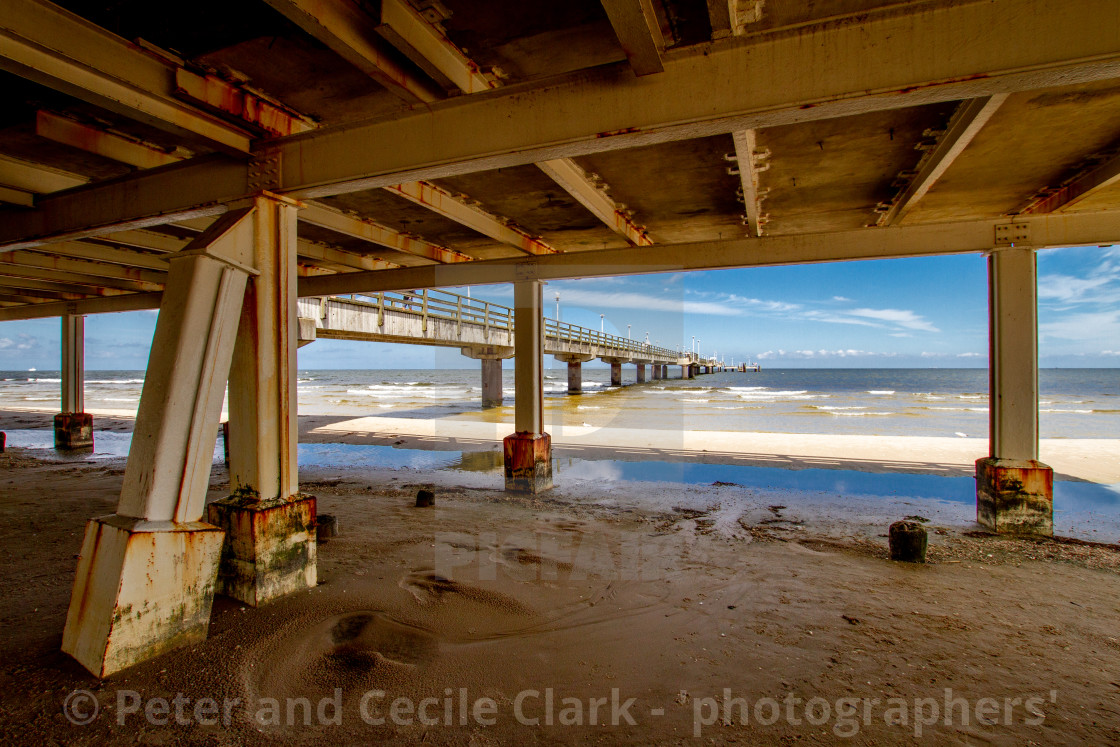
[
  {"x1": 2, "y1": 448, "x2": 1120, "y2": 745},
  {"x1": 4, "y1": 406, "x2": 1119, "y2": 482}
]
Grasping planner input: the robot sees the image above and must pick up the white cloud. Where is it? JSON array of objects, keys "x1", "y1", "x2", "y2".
[
  {"x1": 0, "y1": 334, "x2": 37, "y2": 352},
  {"x1": 557, "y1": 289, "x2": 743, "y2": 316},
  {"x1": 846, "y1": 307, "x2": 940, "y2": 333},
  {"x1": 832, "y1": 296, "x2": 852, "y2": 302},
  {"x1": 1038, "y1": 274, "x2": 1117, "y2": 304}
]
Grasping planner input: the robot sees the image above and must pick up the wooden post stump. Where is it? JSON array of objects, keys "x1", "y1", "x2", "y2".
[{"x1": 889, "y1": 520, "x2": 928, "y2": 563}]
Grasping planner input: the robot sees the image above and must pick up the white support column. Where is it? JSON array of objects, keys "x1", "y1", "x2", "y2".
[
  {"x1": 226, "y1": 196, "x2": 299, "y2": 501},
  {"x1": 63, "y1": 209, "x2": 257, "y2": 677},
  {"x1": 976, "y1": 247, "x2": 1052, "y2": 535},
  {"x1": 989, "y1": 248, "x2": 1040, "y2": 460},
  {"x1": 513, "y1": 280, "x2": 544, "y2": 435},
  {"x1": 60, "y1": 313, "x2": 83, "y2": 413},
  {"x1": 505, "y1": 280, "x2": 551, "y2": 492},
  {"x1": 207, "y1": 195, "x2": 316, "y2": 606},
  {"x1": 55, "y1": 313, "x2": 92, "y2": 449}
]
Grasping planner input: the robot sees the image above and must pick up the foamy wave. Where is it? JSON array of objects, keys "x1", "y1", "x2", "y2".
[
  {"x1": 87, "y1": 378, "x2": 145, "y2": 384},
  {"x1": 577, "y1": 405, "x2": 600, "y2": 410},
  {"x1": 1041, "y1": 408, "x2": 1093, "y2": 414},
  {"x1": 867, "y1": 390, "x2": 895, "y2": 395}
]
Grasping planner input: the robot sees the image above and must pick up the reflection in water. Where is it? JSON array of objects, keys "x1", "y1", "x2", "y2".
[{"x1": 5, "y1": 429, "x2": 1117, "y2": 514}]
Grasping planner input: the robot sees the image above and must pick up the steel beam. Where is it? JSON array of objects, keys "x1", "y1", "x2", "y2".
[
  {"x1": 0, "y1": 0, "x2": 252, "y2": 153},
  {"x1": 385, "y1": 182, "x2": 559, "y2": 255},
  {"x1": 731, "y1": 130, "x2": 768, "y2": 237},
  {"x1": 1, "y1": 251, "x2": 166, "y2": 287},
  {"x1": 97, "y1": 229, "x2": 192, "y2": 253},
  {"x1": 295, "y1": 240, "x2": 400, "y2": 272},
  {"x1": 36, "y1": 110, "x2": 185, "y2": 169},
  {"x1": 706, "y1": 0, "x2": 764, "y2": 39},
  {"x1": 300, "y1": 201, "x2": 469, "y2": 263},
  {"x1": 0, "y1": 263, "x2": 159, "y2": 293},
  {"x1": 34, "y1": 242, "x2": 171, "y2": 270},
  {"x1": 272, "y1": 0, "x2": 1120, "y2": 200},
  {"x1": 0, "y1": 184, "x2": 35, "y2": 206},
  {"x1": 0, "y1": 153, "x2": 87, "y2": 194},
  {"x1": 373, "y1": 0, "x2": 497, "y2": 94},
  {"x1": 260, "y1": 0, "x2": 444, "y2": 103},
  {"x1": 0, "y1": 274, "x2": 121, "y2": 296},
  {"x1": 536, "y1": 159, "x2": 653, "y2": 246},
  {"x1": 1023, "y1": 151, "x2": 1120, "y2": 214},
  {"x1": 172, "y1": 69, "x2": 316, "y2": 138},
  {"x1": 0, "y1": 291, "x2": 161, "y2": 321},
  {"x1": 5, "y1": 0, "x2": 1120, "y2": 248},
  {"x1": 880, "y1": 95, "x2": 1008, "y2": 226},
  {"x1": 296, "y1": 211, "x2": 1120, "y2": 294},
  {"x1": 600, "y1": 0, "x2": 664, "y2": 76},
  {"x1": 0, "y1": 155, "x2": 244, "y2": 251}
]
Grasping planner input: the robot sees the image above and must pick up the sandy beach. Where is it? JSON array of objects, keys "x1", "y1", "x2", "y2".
[
  {"x1": 4, "y1": 404, "x2": 1119, "y2": 483},
  {"x1": 3, "y1": 432, "x2": 1120, "y2": 744}
]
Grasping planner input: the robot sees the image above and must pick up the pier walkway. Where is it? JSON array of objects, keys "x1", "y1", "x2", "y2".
[{"x1": 297, "y1": 289, "x2": 726, "y2": 406}]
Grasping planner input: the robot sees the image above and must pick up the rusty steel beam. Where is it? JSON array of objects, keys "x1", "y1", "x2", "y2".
[
  {"x1": 300, "y1": 201, "x2": 471, "y2": 264},
  {"x1": 260, "y1": 0, "x2": 445, "y2": 103},
  {"x1": 295, "y1": 239, "x2": 401, "y2": 272},
  {"x1": 296, "y1": 211, "x2": 1120, "y2": 295},
  {"x1": 0, "y1": 0, "x2": 253, "y2": 153},
  {"x1": 172, "y1": 69, "x2": 316, "y2": 138},
  {"x1": 372, "y1": 0, "x2": 497, "y2": 94},
  {"x1": 1022, "y1": 151, "x2": 1120, "y2": 214},
  {"x1": 35, "y1": 110, "x2": 186, "y2": 169},
  {"x1": 1, "y1": 250, "x2": 166, "y2": 287},
  {"x1": 385, "y1": 182, "x2": 559, "y2": 255},
  {"x1": 730, "y1": 130, "x2": 768, "y2": 237},
  {"x1": 0, "y1": 263, "x2": 158, "y2": 293},
  {"x1": 880, "y1": 95, "x2": 1008, "y2": 226},
  {"x1": 536, "y1": 159, "x2": 652, "y2": 246},
  {"x1": 0, "y1": 153, "x2": 88, "y2": 194},
  {"x1": 0, "y1": 291, "x2": 162, "y2": 320},
  {"x1": 4, "y1": 0, "x2": 1120, "y2": 248},
  {"x1": 34, "y1": 241, "x2": 171, "y2": 270},
  {"x1": 0, "y1": 273, "x2": 127, "y2": 296},
  {"x1": 600, "y1": 0, "x2": 664, "y2": 76}
]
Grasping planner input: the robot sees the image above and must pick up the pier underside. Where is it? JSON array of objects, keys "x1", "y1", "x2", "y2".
[{"x1": 0, "y1": 0, "x2": 1117, "y2": 676}]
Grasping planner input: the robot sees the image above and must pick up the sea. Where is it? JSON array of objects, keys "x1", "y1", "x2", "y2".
[{"x1": 1, "y1": 367, "x2": 1117, "y2": 439}]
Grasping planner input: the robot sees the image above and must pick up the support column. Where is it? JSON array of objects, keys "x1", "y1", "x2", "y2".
[
  {"x1": 55, "y1": 314, "x2": 93, "y2": 449},
  {"x1": 481, "y1": 358, "x2": 503, "y2": 407},
  {"x1": 976, "y1": 247, "x2": 1052, "y2": 535},
  {"x1": 207, "y1": 195, "x2": 316, "y2": 607},
  {"x1": 504, "y1": 281, "x2": 551, "y2": 493},
  {"x1": 687, "y1": 365, "x2": 695, "y2": 379},
  {"x1": 652, "y1": 364, "x2": 662, "y2": 381},
  {"x1": 567, "y1": 360, "x2": 582, "y2": 394},
  {"x1": 636, "y1": 364, "x2": 646, "y2": 383},
  {"x1": 610, "y1": 362, "x2": 622, "y2": 386},
  {"x1": 63, "y1": 209, "x2": 256, "y2": 678}
]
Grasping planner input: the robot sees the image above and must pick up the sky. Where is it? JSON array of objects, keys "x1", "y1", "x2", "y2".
[{"x1": 2, "y1": 245, "x2": 1118, "y2": 370}]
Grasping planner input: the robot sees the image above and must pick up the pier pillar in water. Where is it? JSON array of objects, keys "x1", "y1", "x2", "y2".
[
  {"x1": 504, "y1": 281, "x2": 552, "y2": 493},
  {"x1": 556, "y1": 353, "x2": 593, "y2": 394},
  {"x1": 62, "y1": 209, "x2": 258, "y2": 677},
  {"x1": 605, "y1": 360, "x2": 623, "y2": 386},
  {"x1": 977, "y1": 247, "x2": 1052, "y2": 536},
  {"x1": 55, "y1": 314, "x2": 93, "y2": 450},
  {"x1": 210, "y1": 195, "x2": 316, "y2": 607},
  {"x1": 636, "y1": 364, "x2": 646, "y2": 383},
  {"x1": 652, "y1": 365, "x2": 662, "y2": 380},
  {"x1": 462, "y1": 345, "x2": 514, "y2": 407}
]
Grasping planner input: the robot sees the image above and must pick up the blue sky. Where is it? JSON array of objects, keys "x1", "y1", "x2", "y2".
[{"x1": 2, "y1": 246, "x2": 1118, "y2": 370}]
